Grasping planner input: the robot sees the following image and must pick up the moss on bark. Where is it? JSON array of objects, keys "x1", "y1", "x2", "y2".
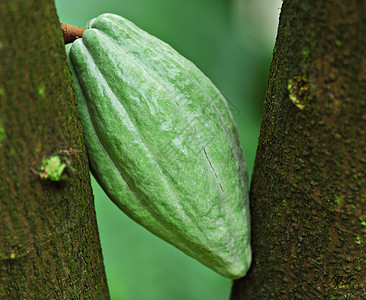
[
  {"x1": 231, "y1": 0, "x2": 366, "y2": 298},
  {"x1": 0, "y1": 0, "x2": 110, "y2": 298}
]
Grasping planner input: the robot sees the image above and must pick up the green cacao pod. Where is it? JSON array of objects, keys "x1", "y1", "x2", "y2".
[{"x1": 66, "y1": 13, "x2": 251, "y2": 279}]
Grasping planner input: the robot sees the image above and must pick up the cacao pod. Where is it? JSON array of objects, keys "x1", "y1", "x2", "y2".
[{"x1": 66, "y1": 13, "x2": 251, "y2": 279}]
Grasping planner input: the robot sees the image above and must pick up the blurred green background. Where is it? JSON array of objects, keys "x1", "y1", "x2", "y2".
[{"x1": 55, "y1": 0, "x2": 282, "y2": 299}]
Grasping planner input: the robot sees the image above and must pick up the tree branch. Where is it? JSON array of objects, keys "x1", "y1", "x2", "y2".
[
  {"x1": 231, "y1": 0, "x2": 366, "y2": 298},
  {"x1": 0, "y1": 0, "x2": 110, "y2": 298}
]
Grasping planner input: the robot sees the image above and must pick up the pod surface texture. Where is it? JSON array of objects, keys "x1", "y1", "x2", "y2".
[{"x1": 66, "y1": 13, "x2": 251, "y2": 279}]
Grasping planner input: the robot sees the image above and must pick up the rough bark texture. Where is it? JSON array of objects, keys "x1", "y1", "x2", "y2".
[
  {"x1": 0, "y1": 0, "x2": 110, "y2": 298},
  {"x1": 231, "y1": 0, "x2": 366, "y2": 299}
]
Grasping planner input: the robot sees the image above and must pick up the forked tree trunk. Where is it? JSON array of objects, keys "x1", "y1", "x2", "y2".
[
  {"x1": 231, "y1": 0, "x2": 366, "y2": 298},
  {"x1": 0, "y1": 0, "x2": 110, "y2": 298}
]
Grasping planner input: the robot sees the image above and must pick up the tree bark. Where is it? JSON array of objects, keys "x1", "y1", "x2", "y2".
[
  {"x1": 0, "y1": 0, "x2": 110, "y2": 298},
  {"x1": 231, "y1": 0, "x2": 366, "y2": 298}
]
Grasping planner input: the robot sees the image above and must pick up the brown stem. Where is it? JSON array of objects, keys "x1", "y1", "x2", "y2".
[{"x1": 61, "y1": 23, "x2": 85, "y2": 44}]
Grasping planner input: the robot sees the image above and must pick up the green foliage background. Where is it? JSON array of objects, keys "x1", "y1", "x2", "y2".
[{"x1": 55, "y1": 0, "x2": 281, "y2": 299}]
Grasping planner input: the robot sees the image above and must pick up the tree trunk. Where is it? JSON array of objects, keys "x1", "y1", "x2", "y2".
[
  {"x1": 0, "y1": 0, "x2": 110, "y2": 298},
  {"x1": 231, "y1": 0, "x2": 366, "y2": 298}
]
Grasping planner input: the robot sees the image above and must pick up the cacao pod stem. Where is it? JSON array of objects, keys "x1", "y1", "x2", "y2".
[{"x1": 61, "y1": 23, "x2": 85, "y2": 44}]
